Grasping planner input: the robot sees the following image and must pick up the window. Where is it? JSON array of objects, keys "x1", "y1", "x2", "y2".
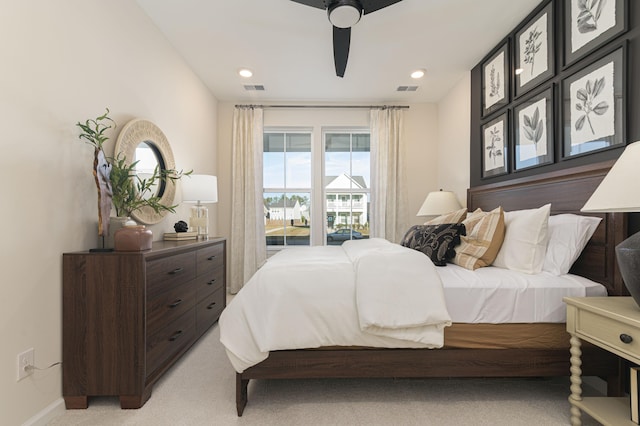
[
  {"x1": 263, "y1": 131, "x2": 311, "y2": 247},
  {"x1": 263, "y1": 128, "x2": 370, "y2": 248},
  {"x1": 324, "y1": 132, "x2": 370, "y2": 244}
]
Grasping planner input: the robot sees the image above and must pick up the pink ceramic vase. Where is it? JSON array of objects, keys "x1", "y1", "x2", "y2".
[{"x1": 114, "y1": 223, "x2": 153, "y2": 251}]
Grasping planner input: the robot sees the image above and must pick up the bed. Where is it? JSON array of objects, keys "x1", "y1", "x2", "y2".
[{"x1": 222, "y1": 160, "x2": 628, "y2": 416}]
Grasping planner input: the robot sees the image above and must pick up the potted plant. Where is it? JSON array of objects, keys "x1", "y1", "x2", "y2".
[
  {"x1": 78, "y1": 109, "x2": 191, "y2": 249},
  {"x1": 109, "y1": 153, "x2": 190, "y2": 220}
]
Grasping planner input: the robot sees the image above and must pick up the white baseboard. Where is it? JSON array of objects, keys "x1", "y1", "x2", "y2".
[{"x1": 22, "y1": 398, "x2": 65, "y2": 426}]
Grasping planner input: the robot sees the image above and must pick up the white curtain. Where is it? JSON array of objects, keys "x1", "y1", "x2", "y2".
[
  {"x1": 370, "y1": 108, "x2": 407, "y2": 243},
  {"x1": 230, "y1": 106, "x2": 266, "y2": 294}
]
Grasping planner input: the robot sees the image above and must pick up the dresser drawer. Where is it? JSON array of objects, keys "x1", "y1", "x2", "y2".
[
  {"x1": 196, "y1": 287, "x2": 225, "y2": 334},
  {"x1": 147, "y1": 279, "x2": 197, "y2": 335},
  {"x1": 195, "y1": 265, "x2": 225, "y2": 299},
  {"x1": 576, "y1": 309, "x2": 640, "y2": 359},
  {"x1": 196, "y1": 243, "x2": 224, "y2": 276},
  {"x1": 146, "y1": 309, "x2": 196, "y2": 376},
  {"x1": 146, "y1": 252, "x2": 196, "y2": 299}
]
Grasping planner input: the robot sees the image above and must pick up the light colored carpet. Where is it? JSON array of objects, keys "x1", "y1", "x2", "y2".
[{"x1": 49, "y1": 324, "x2": 602, "y2": 426}]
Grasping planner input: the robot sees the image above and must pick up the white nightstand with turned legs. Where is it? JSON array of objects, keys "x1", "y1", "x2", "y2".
[{"x1": 565, "y1": 297, "x2": 640, "y2": 426}]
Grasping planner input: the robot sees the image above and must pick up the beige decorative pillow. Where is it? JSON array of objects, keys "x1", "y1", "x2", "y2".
[
  {"x1": 424, "y1": 208, "x2": 467, "y2": 225},
  {"x1": 453, "y1": 207, "x2": 505, "y2": 270}
]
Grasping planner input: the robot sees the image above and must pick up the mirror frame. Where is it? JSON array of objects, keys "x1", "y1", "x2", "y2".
[{"x1": 114, "y1": 118, "x2": 176, "y2": 225}]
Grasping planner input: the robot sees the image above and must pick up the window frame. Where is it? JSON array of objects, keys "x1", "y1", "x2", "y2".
[
  {"x1": 262, "y1": 126, "x2": 371, "y2": 249},
  {"x1": 322, "y1": 127, "x2": 371, "y2": 244}
]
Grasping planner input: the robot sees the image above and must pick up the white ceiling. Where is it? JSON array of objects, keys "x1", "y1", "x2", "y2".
[{"x1": 136, "y1": 0, "x2": 541, "y2": 103}]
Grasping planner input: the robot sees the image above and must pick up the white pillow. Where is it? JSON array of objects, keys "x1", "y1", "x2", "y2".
[
  {"x1": 492, "y1": 204, "x2": 551, "y2": 274},
  {"x1": 542, "y1": 214, "x2": 601, "y2": 276}
]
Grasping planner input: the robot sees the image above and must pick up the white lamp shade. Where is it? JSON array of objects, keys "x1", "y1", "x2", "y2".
[
  {"x1": 182, "y1": 175, "x2": 218, "y2": 204},
  {"x1": 416, "y1": 190, "x2": 462, "y2": 216},
  {"x1": 582, "y1": 141, "x2": 640, "y2": 212}
]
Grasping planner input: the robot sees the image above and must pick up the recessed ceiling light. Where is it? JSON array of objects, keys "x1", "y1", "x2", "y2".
[
  {"x1": 410, "y1": 69, "x2": 426, "y2": 79},
  {"x1": 238, "y1": 68, "x2": 253, "y2": 78}
]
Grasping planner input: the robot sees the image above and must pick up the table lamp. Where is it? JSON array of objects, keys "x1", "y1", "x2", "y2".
[
  {"x1": 182, "y1": 174, "x2": 218, "y2": 239},
  {"x1": 416, "y1": 189, "x2": 462, "y2": 217},
  {"x1": 581, "y1": 141, "x2": 640, "y2": 306}
]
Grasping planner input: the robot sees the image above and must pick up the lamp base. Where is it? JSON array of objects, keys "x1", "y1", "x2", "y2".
[
  {"x1": 189, "y1": 204, "x2": 209, "y2": 239},
  {"x1": 617, "y1": 231, "x2": 640, "y2": 307}
]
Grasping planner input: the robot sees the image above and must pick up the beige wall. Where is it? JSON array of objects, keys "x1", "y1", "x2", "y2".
[
  {"x1": 436, "y1": 74, "x2": 471, "y2": 207},
  {"x1": 0, "y1": 1, "x2": 218, "y2": 424}
]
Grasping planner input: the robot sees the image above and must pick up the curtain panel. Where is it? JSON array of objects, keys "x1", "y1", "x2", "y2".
[
  {"x1": 370, "y1": 108, "x2": 407, "y2": 243},
  {"x1": 230, "y1": 107, "x2": 266, "y2": 294}
]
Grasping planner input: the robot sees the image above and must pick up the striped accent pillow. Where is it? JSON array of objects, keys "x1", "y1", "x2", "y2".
[{"x1": 453, "y1": 206, "x2": 505, "y2": 270}]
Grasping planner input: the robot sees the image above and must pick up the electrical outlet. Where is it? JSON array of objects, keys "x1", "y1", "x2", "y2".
[{"x1": 17, "y1": 348, "x2": 34, "y2": 381}]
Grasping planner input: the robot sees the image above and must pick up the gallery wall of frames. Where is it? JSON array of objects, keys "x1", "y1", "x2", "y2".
[{"x1": 469, "y1": 0, "x2": 640, "y2": 187}]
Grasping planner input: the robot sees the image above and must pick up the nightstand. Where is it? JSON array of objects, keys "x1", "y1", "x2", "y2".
[{"x1": 565, "y1": 297, "x2": 640, "y2": 426}]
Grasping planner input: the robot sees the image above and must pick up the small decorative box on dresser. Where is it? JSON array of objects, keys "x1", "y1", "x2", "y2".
[
  {"x1": 565, "y1": 296, "x2": 640, "y2": 426},
  {"x1": 62, "y1": 238, "x2": 226, "y2": 409}
]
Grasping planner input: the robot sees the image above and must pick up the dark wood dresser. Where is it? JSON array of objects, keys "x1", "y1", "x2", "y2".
[{"x1": 62, "y1": 238, "x2": 226, "y2": 409}]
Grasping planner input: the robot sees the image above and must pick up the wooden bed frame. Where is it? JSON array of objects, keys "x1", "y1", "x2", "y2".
[{"x1": 234, "y1": 160, "x2": 628, "y2": 416}]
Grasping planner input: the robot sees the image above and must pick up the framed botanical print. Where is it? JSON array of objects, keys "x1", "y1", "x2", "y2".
[
  {"x1": 513, "y1": 86, "x2": 554, "y2": 171},
  {"x1": 481, "y1": 42, "x2": 509, "y2": 117},
  {"x1": 515, "y1": 1, "x2": 555, "y2": 98},
  {"x1": 562, "y1": 45, "x2": 626, "y2": 158},
  {"x1": 482, "y1": 112, "x2": 509, "y2": 178},
  {"x1": 564, "y1": 0, "x2": 628, "y2": 67}
]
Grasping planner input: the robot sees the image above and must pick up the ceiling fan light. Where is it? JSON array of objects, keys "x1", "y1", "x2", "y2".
[
  {"x1": 238, "y1": 68, "x2": 253, "y2": 78},
  {"x1": 328, "y1": 0, "x2": 363, "y2": 28},
  {"x1": 411, "y1": 69, "x2": 426, "y2": 79}
]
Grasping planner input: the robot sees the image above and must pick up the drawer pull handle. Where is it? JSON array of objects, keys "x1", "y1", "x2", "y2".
[
  {"x1": 168, "y1": 299, "x2": 182, "y2": 308},
  {"x1": 207, "y1": 255, "x2": 216, "y2": 261},
  {"x1": 206, "y1": 302, "x2": 216, "y2": 310},
  {"x1": 207, "y1": 279, "x2": 216, "y2": 285},
  {"x1": 620, "y1": 334, "x2": 634, "y2": 344},
  {"x1": 169, "y1": 330, "x2": 183, "y2": 341},
  {"x1": 169, "y1": 267, "x2": 184, "y2": 275}
]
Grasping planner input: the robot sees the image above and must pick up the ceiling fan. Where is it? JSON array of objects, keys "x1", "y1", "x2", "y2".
[{"x1": 291, "y1": 0, "x2": 404, "y2": 77}]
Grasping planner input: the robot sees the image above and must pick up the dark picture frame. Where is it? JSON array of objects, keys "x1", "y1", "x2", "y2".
[
  {"x1": 513, "y1": 86, "x2": 554, "y2": 171},
  {"x1": 564, "y1": 0, "x2": 628, "y2": 67},
  {"x1": 562, "y1": 45, "x2": 626, "y2": 159},
  {"x1": 481, "y1": 42, "x2": 509, "y2": 117},
  {"x1": 481, "y1": 112, "x2": 509, "y2": 178},
  {"x1": 515, "y1": 1, "x2": 555, "y2": 99}
]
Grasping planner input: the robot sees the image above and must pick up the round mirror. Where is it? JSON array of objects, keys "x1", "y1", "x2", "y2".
[
  {"x1": 114, "y1": 119, "x2": 176, "y2": 225},
  {"x1": 134, "y1": 141, "x2": 163, "y2": 200}
]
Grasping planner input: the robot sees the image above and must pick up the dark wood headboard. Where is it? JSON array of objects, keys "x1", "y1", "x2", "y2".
[{"x1": 467, "y1": 161, "x2": 627, "y2": 296}]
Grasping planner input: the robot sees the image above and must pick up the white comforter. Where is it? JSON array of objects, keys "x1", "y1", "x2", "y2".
[{"x1": 219, "y1": 238, "x2": 452, "y2": 373}]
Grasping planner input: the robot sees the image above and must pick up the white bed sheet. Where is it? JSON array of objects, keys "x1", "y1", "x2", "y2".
[
  {"x1": 220, "y1": 239, "x2": 451, "y2": 373},
  {"x1": 437, "y1": 263, "x2": 607, "y2": 323}
]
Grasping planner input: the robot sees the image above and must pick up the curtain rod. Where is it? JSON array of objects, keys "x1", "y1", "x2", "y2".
[{"x1": 234, "y1": 104, "x2": 410, "y2": 110}]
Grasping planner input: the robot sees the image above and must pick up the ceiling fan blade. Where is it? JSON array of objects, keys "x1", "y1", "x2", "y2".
[
  {"x1": 333, "y1": 26, "x2": 351, "y2": 78},
  {"x1": 290, "y1": 0, "x2": 326, "y2": 9},
  {"x1": 360, "y1": 0, "x2": 403, "y2": 15}
]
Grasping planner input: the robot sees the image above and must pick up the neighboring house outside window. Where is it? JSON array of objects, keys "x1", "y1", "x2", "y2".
[{"x1": 263, "y1": 128, "x2": 370, "y2": 248}]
